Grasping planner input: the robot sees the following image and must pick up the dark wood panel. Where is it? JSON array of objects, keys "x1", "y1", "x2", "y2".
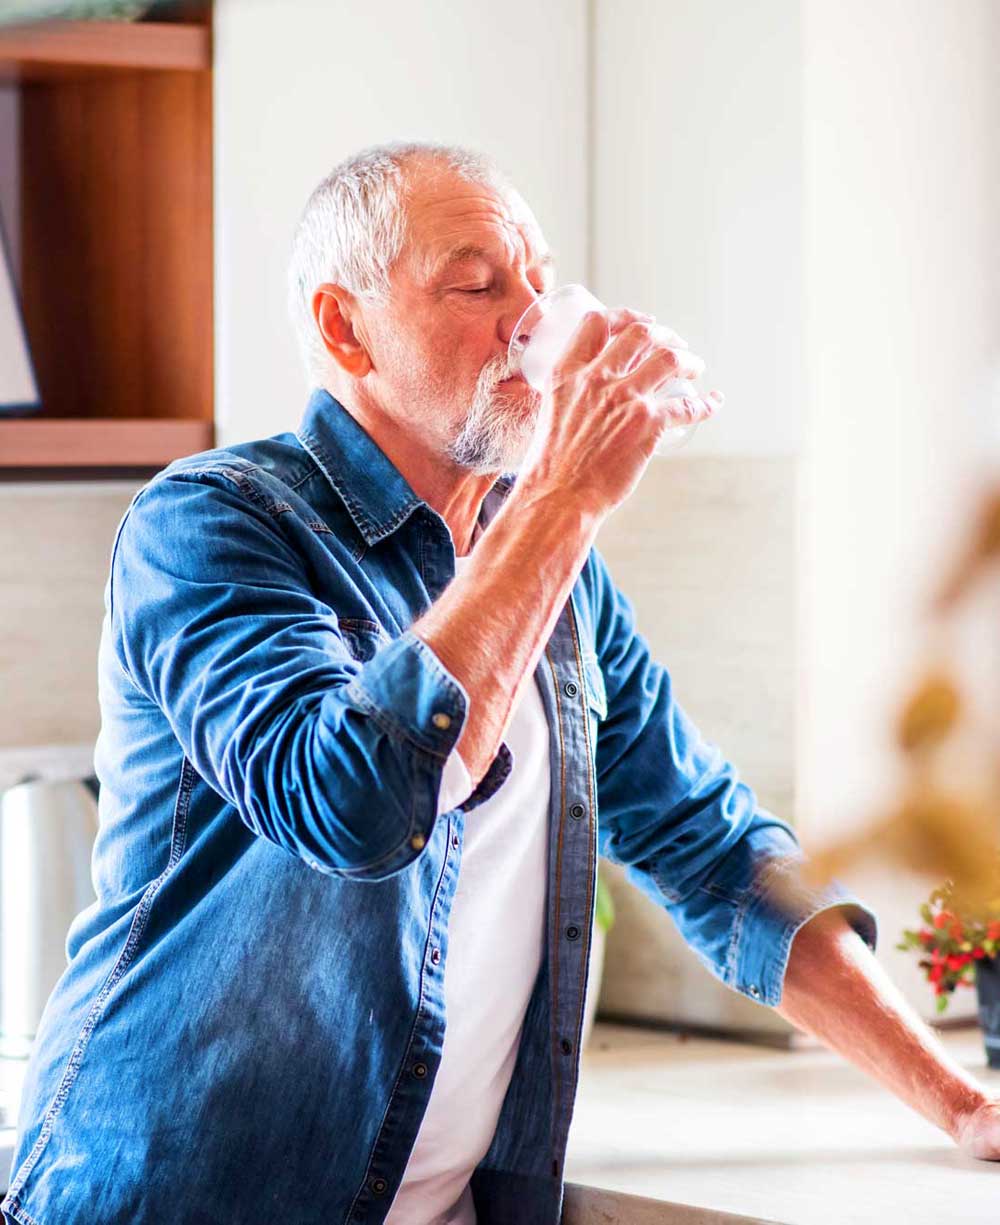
[{"x1": 19, "y1": 64, "x2": 213, "y2": 422}]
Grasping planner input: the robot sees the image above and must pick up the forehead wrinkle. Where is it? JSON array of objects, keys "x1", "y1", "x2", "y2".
[{"x1": 426, "y1": 241, "x2": 557, "y2": 281}]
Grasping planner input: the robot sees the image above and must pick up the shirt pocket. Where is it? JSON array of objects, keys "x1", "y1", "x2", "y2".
[{"x1": 581, "y1": 651, "x2": 608, "y2": 758}]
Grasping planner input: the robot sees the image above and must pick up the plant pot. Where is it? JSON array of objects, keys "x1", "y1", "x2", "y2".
[
  {"x1": 581, "y1": 923, "x2": 606, "y2": 1050},
  {"x1": 975, "y1": 956, "x2": 1000, "y2": 1069}
]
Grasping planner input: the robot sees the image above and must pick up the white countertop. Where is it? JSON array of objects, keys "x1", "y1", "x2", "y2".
[
  {"x1": 567, "y1": 1022, "x2": 1000, "y2": 1225},
  {"x1": 5, "y1": 1025, "x2": 999, "y2": 1219}
]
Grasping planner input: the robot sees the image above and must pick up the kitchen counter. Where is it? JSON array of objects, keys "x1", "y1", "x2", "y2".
[
  {"x1": 5, "y1": 1025, "x2": 998, "y2": 1220},
  {"x1": 565, "y1": 1022, "x2": 1000, "y2": 1224}
]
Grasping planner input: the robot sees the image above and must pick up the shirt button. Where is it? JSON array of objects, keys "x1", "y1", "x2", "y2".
[
  {"x1": 412, "y1": 1062, "x2": 428, "y2": 1078},
  {"x1": 410, "y1": 834, "x2": 426, "y2": 851},
  {"x1": 370, "y1": 1176, "x2": 388, "y2": 1196},
  {"x1": 431, "y1": 948, "x2": 441, "y2": 965},
  {"x1": 564, "y1": 681, "x2": 579, "y2": 698},
  {"x1": 451, "y1": 833, "x2": 460, "y2": 850},
  {"x1": 566, "y1": 924, "x2": 581, "y2": 941},
  {"x1": 432, "y1": 711, "x2": 452, "y2": 730},
  {"x1": 570, "y1": 803, "x2": 585, "y2": 820},
  {"x1": 559, "y1": 1038, "x2": 573, "y2": 1055},
  {"x1": 748, "y1": 984, "x2": 761, "y2": 999}
]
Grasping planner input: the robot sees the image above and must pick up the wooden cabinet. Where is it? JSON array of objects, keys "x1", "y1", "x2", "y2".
[{"x1": 0, "y1": 9, "x2": 213, "y2": 473}]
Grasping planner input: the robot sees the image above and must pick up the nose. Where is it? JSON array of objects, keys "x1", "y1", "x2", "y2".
[{"x1": 498, "y1": 280, "x2": 543, "y2": 349}]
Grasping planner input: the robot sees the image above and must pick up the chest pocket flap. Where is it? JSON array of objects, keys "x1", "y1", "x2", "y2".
[{"x1": 582, "y1": 652, "x2": 608, "y2": 721}]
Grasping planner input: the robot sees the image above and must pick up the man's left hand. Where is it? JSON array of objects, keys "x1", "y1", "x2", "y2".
[{"x1": 954, "y1": 1099, "x2": 1000, "y2": 1160}]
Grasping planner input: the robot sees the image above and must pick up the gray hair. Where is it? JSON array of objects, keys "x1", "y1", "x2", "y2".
[{"x1": 287, "y1": 140, "x2": 511, "y2": 386}]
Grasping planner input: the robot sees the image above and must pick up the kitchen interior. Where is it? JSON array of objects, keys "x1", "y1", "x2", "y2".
[{"x1": 1, "y1": 1, "x2": 999, "y2": 1222}]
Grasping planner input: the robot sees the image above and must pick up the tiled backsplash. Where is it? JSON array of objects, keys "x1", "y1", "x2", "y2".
[
  {"x1": 594, "y1": 454, "x2": 798, "y2": 1038},
  {"x1": 0, "y1": 482, "x2": 140, "y2": 748}
]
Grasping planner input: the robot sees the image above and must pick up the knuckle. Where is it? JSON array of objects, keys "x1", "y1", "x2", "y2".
[{"x1": 625, "y1": 320, "x2": 653, "y2": 338}]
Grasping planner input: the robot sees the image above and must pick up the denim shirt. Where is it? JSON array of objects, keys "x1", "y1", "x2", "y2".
[{"x1": 3, "y1": 390, "x2": 877, "y2": 1225}]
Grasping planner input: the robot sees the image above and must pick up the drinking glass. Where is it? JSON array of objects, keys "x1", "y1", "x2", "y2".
[{"x1": 508, "y1": 283, "x2": 704, "y2": 453}]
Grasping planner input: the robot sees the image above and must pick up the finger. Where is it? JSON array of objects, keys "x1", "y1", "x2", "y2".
[
  {"x1": 607, "y1": 308, "x2": 689, "y2": 349},
  {"x1": 656, "y1": 392, "x2": 721, "y2": 425},
  {"x1": 599, "y1": 320, "x2": 661, "y2": 376},
  {"x1": 618, "y1": 342, "x2": 706, "y2": 394},
  {"x1": 554, "y1": 309, "x2": 610, "y2": 375}
]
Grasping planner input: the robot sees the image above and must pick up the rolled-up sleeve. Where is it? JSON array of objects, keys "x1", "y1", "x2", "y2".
[
  {"x1": 110, "y1": 469, "x2": 510, "y2": 881},
  {"x1": 586, "y1": 546, "x2": 878, "y2": 1007}
]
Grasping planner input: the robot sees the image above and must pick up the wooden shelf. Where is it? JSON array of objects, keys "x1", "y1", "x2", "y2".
[
  {"x1": 2, "y1": 8, "x2": 214, "y2": 477},
  {"x1": 0, "y1": 418, "x2": 214, "y2": 469},
  {"x1": 0, "y1": 20, "x2": 210, "y2": 80}
]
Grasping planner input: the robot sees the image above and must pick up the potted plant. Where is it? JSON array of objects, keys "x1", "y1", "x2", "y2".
[
  {"x1": 581, "y1": 871, "x2": 616, "y2": 1049},
  {"x1": 898, "y1": 875, "x2": 1000, "y2": 1067}
]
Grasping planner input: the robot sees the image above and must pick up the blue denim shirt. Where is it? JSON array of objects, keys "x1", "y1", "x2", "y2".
[{"x1": 4, "y1": 390, "x2": 877, "y2": 1225}]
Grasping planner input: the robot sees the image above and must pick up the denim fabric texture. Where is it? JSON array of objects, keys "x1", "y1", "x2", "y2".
[{"x1": 2, "y1": 389, "x2": 877, "y2": 1225}]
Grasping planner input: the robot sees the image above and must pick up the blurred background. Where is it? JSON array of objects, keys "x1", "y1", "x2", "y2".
[{"x1": 0, "y1": 0, "x2": 999, "y2": 1174}]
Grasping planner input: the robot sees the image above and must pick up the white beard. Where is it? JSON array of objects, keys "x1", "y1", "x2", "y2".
[{"x1": 446, "y1": 354, "x2": 539, "y2": 475}]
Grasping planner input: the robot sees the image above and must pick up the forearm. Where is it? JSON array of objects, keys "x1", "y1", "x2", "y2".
[
  {"x1": 775, "y1": 907, "x2": 989, "y2": 1139},
  {"x1": 411, "y1": 479, "x2": 600, "y2": 782}
]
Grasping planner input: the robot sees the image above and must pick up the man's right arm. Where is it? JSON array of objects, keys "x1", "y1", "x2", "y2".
[
  {"x1": 411, "y1": 306, "x2": 715, "y2": 786},
  {"x1": 410, "y1": 479, "x2": 601, "y2": 786}
]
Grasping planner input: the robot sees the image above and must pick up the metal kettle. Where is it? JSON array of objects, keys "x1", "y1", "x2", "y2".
[{"x1": 0, "y1": 776, "x2": 99, "y2": 1059}]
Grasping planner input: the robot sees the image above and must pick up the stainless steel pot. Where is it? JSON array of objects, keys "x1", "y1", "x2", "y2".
[{"x1": 0, "y1": 777, "x2": 98, "y2": 1058}]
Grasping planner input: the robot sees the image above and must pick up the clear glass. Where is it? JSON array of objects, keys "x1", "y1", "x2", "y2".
[{"x1": 508, "y1": 283, "x2": 700, "y2": 453}]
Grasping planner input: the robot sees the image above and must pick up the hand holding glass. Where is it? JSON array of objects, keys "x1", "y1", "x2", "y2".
[{"x1": 508, "y1": 284, "x2": 716, "y2": 454}]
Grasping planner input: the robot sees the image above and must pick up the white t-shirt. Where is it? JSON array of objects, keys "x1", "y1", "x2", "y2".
[{"x1": 385, "y1": 549, "x2": 552, "y2": 1225}]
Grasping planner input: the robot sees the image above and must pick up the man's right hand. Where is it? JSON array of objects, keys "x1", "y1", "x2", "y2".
[{"x1": 517, "y1": 307, "x2": 722, "y2": 517}]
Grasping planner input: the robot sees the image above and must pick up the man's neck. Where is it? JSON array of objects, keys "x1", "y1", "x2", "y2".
[{"x1": 325, "y1": 383, "x2": 500, "y2": 557}]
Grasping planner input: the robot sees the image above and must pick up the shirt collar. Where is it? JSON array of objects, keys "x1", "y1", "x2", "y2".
[{"x1": 296, "y1": 387, "x2": 516, "y2": 547}]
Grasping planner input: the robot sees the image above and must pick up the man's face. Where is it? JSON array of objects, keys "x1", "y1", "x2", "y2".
[{"x1": 360, "y1": 167, "x2": 557, "y2": 475}]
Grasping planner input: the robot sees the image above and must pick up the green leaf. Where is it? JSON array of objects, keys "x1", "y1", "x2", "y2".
[
  {"x1": 936, "y1": 993, "x2": 949, "y2": 1014},
  {"x1": 595, "y1": 873, "x2": 616, "y2": 933}
]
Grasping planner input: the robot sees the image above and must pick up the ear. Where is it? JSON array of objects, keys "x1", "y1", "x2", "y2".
[{"x1": 312, "y1": 284, "x2": 374, "y2": 378}]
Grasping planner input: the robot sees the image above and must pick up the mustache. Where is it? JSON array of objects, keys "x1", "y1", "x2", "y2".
[{"x1": 478, "y1": 354, "x2": 516, "y2": 389}]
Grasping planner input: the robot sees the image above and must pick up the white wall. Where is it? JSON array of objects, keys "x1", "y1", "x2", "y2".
[
  {"x1": 213, "y1": 0, "x2": 589, "y2": 446},
  {"x1": 797, "y1": 0, "x2": 1000, "y2": 1018},
  {"x1": 592, "y1": 0, "x2": 804, "y2": 458}
]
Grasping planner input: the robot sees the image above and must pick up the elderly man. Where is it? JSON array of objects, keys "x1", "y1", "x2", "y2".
[{"x1": 4, "y1": 141, "x2": 998, "y2": 1225}]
